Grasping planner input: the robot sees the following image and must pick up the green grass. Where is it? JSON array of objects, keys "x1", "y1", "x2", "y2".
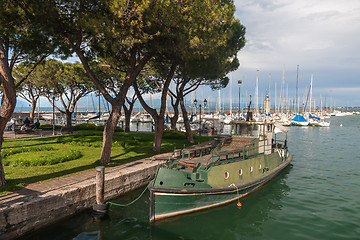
[{"x1": 1, "y1": 130, "x2": 214, "y2": 195}]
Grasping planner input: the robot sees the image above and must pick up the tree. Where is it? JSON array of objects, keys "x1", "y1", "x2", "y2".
[
  {"x1": 133, "y1": 61, "x2": 176, "y2": 152},
  {"x1": 13, "y1": 63, "x2": 43, "y2": 122},
  {"x1": 39, "y1": 60, "x2": 94, "y2": 129},
  {"x1": 22, "y1": 0, "x2": 245, "y2": 160},
  {"x1": 0, "y1": 1, "x2": 60, "y2": 186}
]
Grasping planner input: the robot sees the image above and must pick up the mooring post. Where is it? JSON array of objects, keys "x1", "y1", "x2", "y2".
[
  {"x1": 95, "y1": 166, "x2": 105, "y2": 204},
  {"x1": 92, "y1": 166, "x2": 109, "y2": 218}
]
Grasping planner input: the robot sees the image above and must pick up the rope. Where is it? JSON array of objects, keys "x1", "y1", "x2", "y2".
[
  {"x1": 229, "y1": 183, "x2": 241, "y2": 204},
  {"x1": 107, "y1": 179, "x2": 154, "y2": 207}
]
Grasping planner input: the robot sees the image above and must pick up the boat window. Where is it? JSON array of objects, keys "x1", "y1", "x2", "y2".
[
  {"x1": 224, "y1": 171, "x2": 230, "y2": 180},
  {"x1": 232, "y1": 123, "x2": 260, "y2": 137}
]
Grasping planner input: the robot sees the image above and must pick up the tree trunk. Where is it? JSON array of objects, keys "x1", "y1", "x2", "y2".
[
  {"x1": 0, "y1": 49, "x2": 17, "y2": 187},
  {"x1": 124, "y1": 110, "x2": 131, "y2": 132},
  {"x1": 169, "y1": 99, "x2": 179, "y2": 130},
  {"x1": 123, "y1": 102, "x2": 134, "y2": 132},
  {"x1": 100, "y1": 105, "x2": 121, "y2": 164},
  {"x1": 30, "y1": 100, "x2": 36, "y2": 122},
  {"x1": 153, "y1": 116, "x2": 165, "y2": 153},
  {"x1": 0, "y1": 141, "x2": 6, "y2": 187},
  {"x1": 0, "y1": 89, "x2": 16, "y2": 187},
  {"x1": 179, "y1": 94, "x2": 194, "y2": 144},
  {"x1": 65, "y1": 110, "x2": 73, "y2": 129}
]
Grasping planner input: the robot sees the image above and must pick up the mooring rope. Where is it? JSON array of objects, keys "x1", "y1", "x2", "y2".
[
  {"x1": 107, "y1": 179, "x2": 154, "y2": 207},
  {"x1": 229, "y1": 183, "x2": 241, "y2": 205}
]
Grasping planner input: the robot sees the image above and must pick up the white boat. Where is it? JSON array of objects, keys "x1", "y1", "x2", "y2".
[
  {"x1": 308, "y1": 113, "x2": 330, "y2": 127},
  {"x1": 291, "y1": 114, "x2": 309, "y2": 126}
]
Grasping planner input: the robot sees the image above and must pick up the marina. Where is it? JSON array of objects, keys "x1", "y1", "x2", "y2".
[
  {"x1": 1, "y1": 1, "x2": 360, "y2": 239},
  {"x1": 19, "y1": 115, "x2": 360, "y2": 239}
]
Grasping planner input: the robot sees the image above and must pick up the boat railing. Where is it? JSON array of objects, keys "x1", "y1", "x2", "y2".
[
  {"x1": 205, "y1": 138, "x2": 288, "y2": 168},
  {"x1": 272, "y1": 139, "x2": 288, "y2": 161}
]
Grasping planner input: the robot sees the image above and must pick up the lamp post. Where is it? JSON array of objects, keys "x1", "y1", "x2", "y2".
[
  {"x1": 238, "y1": 80, "x2": 242, "y2": 118},
  {"x1": 194, "y1": 99, "x2": 207, "y2": 136},
  {"x1": 52, "y1": 93, "x2": 55, "y2": 136}
]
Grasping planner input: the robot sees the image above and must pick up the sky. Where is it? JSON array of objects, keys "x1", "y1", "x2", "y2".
[
  {"x1": 25, "y1": 1, "x2": 360, "y2": 110},
  {"x1": 225, "y1": 0, "x2": 360, "y2": 107}
]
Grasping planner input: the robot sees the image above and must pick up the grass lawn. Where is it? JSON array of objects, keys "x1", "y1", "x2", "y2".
[{"x1": 1, "y1": 130, "x2": 214, "y2": 195}]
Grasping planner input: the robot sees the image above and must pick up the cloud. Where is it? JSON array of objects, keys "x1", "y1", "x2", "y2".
[{"x1": 231, "y1": 0, "x2": 360, "y2": 106}]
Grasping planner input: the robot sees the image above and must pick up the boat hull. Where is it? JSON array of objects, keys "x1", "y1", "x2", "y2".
[{"x1": 149, "y1": 153, "x2": 292, "y2": 222}]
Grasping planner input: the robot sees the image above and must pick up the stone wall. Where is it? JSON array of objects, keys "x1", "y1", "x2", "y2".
[{"x1": 0, "y1": 160, "x2": 164, "y2": 239}]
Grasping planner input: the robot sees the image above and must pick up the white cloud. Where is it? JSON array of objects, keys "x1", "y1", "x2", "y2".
[{"x1": 230, "y1": 0, "x2": 360, "y2": 106}]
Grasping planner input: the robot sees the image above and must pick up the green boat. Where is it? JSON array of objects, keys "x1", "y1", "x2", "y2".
[{"x1": 149, "y1": 120, "x2": 292, "y2": 222}]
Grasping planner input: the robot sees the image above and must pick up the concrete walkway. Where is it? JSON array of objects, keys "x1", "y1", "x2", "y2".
[
  {"x1": 3, "y1": 130, "x2": 64, "y2": 139},
  {"x1": 0, "y1": 150, "x2": 173, "y2": 239},
  {"x1": 0, "y1": 152, "x2": 171, "y2": 207}
]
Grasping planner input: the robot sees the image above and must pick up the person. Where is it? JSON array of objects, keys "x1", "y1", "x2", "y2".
[
  {"x1": 34, "y1": 121, "x2": 40, "y2": 129},
  {"x1": 24, "y1": 117, "x2": 30, "y2": 128}
]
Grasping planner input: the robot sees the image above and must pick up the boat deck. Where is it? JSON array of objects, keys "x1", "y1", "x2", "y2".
[{"x1": 177, "y1": 138, "x2": 254, "y2": 169}]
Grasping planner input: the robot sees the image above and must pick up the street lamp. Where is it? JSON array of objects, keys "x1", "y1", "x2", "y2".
[
  {"x1": 52, "y1": 93, "x2": 56, "y2": 136},
  {"x1": 194, "y1": 99, "x2": 207, "y2": 136},
  {"x1": 238, "y1": 80, "x2": 242, "y2": 118},
  {"x1": 193, "y1": 99, "x2": 197, "y2": 115}
]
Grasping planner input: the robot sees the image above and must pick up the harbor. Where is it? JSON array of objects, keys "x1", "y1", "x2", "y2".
[
  {"x1": 17, "y1": 115, "x2": 360, "y2": 240},
  {"x1": 1, "y1": 0, "x2": 360, "y2": 239}
]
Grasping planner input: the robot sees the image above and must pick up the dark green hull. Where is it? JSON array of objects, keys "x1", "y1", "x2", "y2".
[{"x1": 149, "y1": 152, "x2": 292, "y2": 222}]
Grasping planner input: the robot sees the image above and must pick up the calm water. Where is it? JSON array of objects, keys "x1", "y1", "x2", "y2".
[{"x1": 22, "y1": 116, "x2": 360, "y2": 240}]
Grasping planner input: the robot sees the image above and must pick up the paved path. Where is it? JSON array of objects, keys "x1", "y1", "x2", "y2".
[
  {"x1": 0, "y1": 151, "x2": 172, "y2": 209},
  {"x1": 3, "y1": 130, "x2": 64, "y2": 139}
]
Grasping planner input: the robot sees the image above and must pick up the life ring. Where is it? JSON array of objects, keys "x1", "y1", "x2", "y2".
[
  {"x1": 250, "y1": 166, "x2": 254, "y2": 173},
  {"x1": 224, "y1": 171, "x2": 230, "y2": 180},
  {"x1": 239, "y1": 168, "x2": 243, "y2": 176},
  {"x1": 259, "y1": 164, "x2": 262, "y2": 170}
]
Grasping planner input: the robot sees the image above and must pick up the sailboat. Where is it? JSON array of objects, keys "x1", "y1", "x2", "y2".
[
  {"x1": 291, "y1": 114, "x2": 309, "y2": 126},
  {"x1": 308, "y1": 113, "x2": 330, "y2": 127}
]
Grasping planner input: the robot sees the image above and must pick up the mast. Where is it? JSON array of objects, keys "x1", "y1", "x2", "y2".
[
  {"x1": 255, "y1": 70, "x2": 259, "y2": 115},
  {"x1": 281, "y1": 64, "x2": 285, "y2": 113},
  {"x1": 268, "y1": 73, "x2": 271, "y2": 114},
  {"x1": 218, "y1": 80, "x2": 221, "y2": 113},
  {"x1": 310, "y1": 74, "x2": 313, "y2": 113},
  {"x1": 275, "y1": 81, "x2": 277, "y2": 113},
  {"x1": 229, "y1": 74, "x2": 232, "y2": 116},
  {"x1": 296, "y1": 64, "x2": 299, "y2": 113}
]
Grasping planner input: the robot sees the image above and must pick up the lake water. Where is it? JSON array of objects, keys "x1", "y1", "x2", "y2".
[{"x1": 21, "y1": 116, "x2": 360, "y2": 240}]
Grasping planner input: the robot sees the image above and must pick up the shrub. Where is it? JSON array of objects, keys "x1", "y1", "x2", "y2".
[
  {"x1": 73, "y1": 123, "x2": 123, "y2": 132},
  {"x1": 39, "y1": 124, "x2": 62, "y2": 130},
  {"x1": 1, "y1": 146, "x2": 54, "y2": 160},
  {"x1": 8, "y1": 149, "x2": 82, "y2": 167},
  {"x1": 162, "y1": 130, "x2": 188, "y2": 139}
]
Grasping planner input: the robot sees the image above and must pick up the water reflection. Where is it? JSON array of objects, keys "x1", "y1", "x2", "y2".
[
  {"x1": 150, "y1": 166, "x2": 292, "y2": 240},
  {"x1": 21, "y1": 166, "x2": 291, "y2": 240}
]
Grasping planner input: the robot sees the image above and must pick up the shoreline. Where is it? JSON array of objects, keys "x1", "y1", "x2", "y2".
[{"x1": 0, "y1": 155, "x2": 168, "y2": 239}]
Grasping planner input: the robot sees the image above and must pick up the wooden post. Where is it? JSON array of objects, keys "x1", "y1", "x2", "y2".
[{"x1": 95, "y1": 166, "x2": 105, "y2": 205}]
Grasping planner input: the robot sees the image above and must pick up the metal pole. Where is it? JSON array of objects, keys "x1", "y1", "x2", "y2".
[
  {"x1": 199, "y1": 104, "x2": 202, "y2": 136},
  {"x1": 52, "y1": 95, "x2": 55, "y2": 136},
  {"x1": 238, "y1": 80, "x2": 242, "y2": 117}
]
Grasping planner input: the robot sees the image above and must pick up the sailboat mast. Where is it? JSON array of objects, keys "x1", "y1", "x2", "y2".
[
  {"x1": 230, "y1": 74, "x2": 232, "y2": 116},
  {"x1": 296, "y1": 64, "x2": 299, "y2": 113},
  {"x1": 255, "y1": 70, "x2": 259, "y2": 115},
  {"x1": 281, "y1": 64, "x2": 285, "y2": 113},
  {"x1": 268, "y1": 73, "x2": 271, "y2": 114},
  {"x1": 218, "y1": 80, "x2": 221, "y2": 113},
  {"x1": 310, "y1": 74, "x2": 313, "y2": 113}
]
